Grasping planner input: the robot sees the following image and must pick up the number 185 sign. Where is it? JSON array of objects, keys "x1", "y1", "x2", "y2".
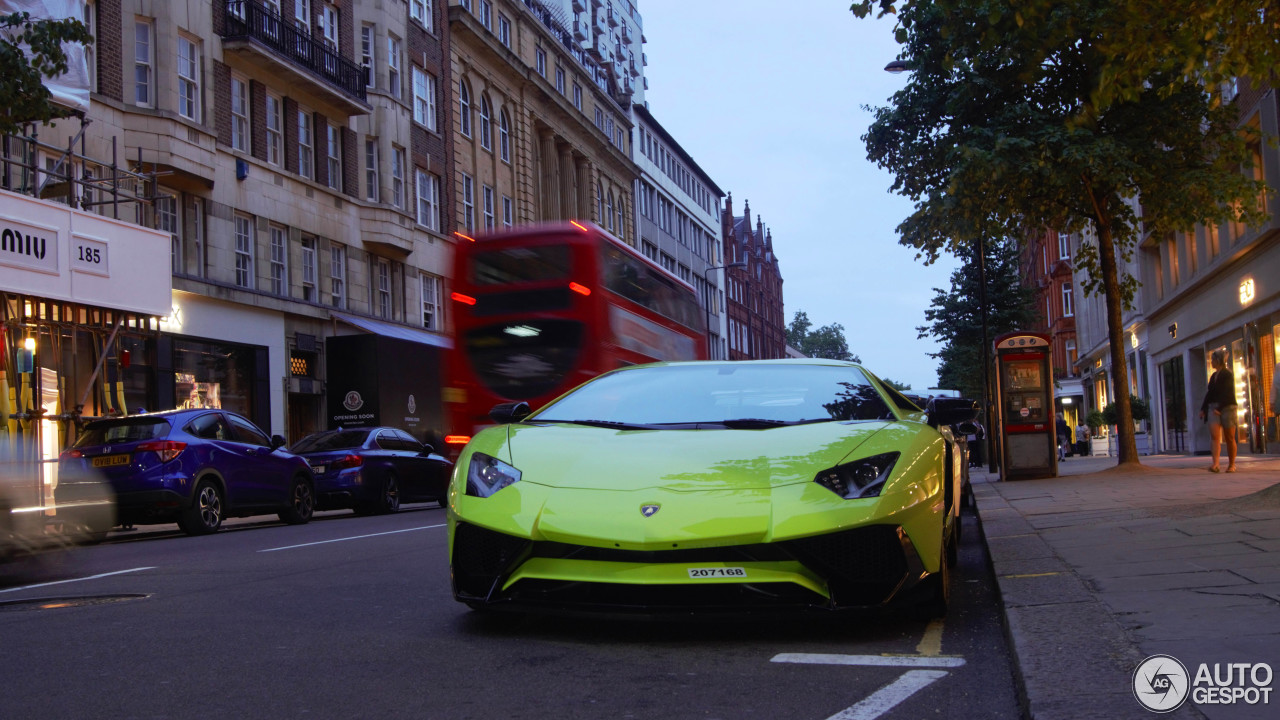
[{"x1": 71, "y1": 235, "x2": 109, "y2": 276}]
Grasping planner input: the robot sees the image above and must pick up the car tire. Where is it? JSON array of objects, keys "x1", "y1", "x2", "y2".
[
  {"x1": 278, "y1": 476, "x2": 315, "y2": 525},
  {"x1": 916, "y1": 537, "x2": 951, "y2": 619},
  {"x1": 180, "y1": 479, "x2": 224, "y2": 536},
  {"x1": 373, "y1": 474, "x2": 400, "y2": 515}
]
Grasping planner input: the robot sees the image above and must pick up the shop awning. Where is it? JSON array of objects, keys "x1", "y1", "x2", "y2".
[{"x1": 331, "y1": 312, "x2": 452, "y2": 349}]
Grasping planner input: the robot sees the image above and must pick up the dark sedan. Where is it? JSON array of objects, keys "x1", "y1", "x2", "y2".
[
  {"x1": 290, "y1": 427, "x2": 452, "y2": 514},
  {"x1": 59, "y1": 409, "x2": 315, "y2": 536}
]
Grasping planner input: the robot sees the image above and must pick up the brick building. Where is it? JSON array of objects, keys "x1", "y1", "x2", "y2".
[{"x1": 721, "y1": 195, "x2": 785, "y2": 360}]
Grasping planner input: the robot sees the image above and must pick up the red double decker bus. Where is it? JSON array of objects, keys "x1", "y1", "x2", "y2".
[{"x1": 443, "y1": 221, "x2": 707, "y2": 451}]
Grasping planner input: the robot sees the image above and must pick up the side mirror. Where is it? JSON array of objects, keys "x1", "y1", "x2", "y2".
[
  {"x1": 489, "y1": 401, "x2": 532, "y2": 424},
  {"x1": 927, "y1": 397, "x2": 980, "y2": 429},
  {"x1": 271, "y1": 434, "x2": 287, "y2": 450},
  {"x1": 420, "y1": 444, "x2": 435, "y2": 455}
]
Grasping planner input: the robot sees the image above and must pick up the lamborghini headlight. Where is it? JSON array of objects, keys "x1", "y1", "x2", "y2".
[
  {"x1": 466, "y1": 452, "x2": 522, "y2": 498},
  {"x1": 813, "y1": 452, "x2": 900, "y2": 499}
]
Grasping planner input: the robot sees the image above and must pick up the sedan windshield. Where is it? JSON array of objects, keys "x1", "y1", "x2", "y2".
[
  {"x1": 291, "y1": 430, "x2": 372, "y2": 453},
  {"x1": 535, "y1": 364, "x2": 893, "y2": 426}
]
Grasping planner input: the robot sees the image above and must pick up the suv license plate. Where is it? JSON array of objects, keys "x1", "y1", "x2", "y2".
[{"x1": 92, "y1": 454, "x2": 131, "y2": 467}]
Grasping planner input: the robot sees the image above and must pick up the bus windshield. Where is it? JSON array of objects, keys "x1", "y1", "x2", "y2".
[{"x1": 471, "y1": 244, "x2": 570, "y2": 285}]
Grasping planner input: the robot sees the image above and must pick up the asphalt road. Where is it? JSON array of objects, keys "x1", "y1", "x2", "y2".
[{"x1": 1, "y1": 506, "x2": 1022, "y2": 719}]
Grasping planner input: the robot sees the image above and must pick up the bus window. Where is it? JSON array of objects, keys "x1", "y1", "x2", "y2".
[{"x1": 471, "y1": 244, "x2": 570, "y2": 285}]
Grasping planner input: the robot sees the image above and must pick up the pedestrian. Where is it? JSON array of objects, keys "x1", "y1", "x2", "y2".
[
  {"x1": 1199, "y1": 350, "x2": 1238, "y2": 473},
  {"x1": 1074, "y1": 420, "x2": 1089, "y2": 456},
  {"x1": 1056, "y1": 412, "x2": 1069, "y2": 461}
]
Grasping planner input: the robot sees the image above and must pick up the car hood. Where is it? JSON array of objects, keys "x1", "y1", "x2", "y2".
[{"x1": 504, "y1": 421, "x2": 890, "y2": 491}]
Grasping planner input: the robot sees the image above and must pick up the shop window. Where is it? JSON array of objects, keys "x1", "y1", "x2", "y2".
[{"x1": 174, "y1": 338, "x2": 257, "y2": 417}]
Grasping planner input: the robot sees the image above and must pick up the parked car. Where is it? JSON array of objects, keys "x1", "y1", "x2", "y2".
[
  {"x1": 59, "y1": 409, "x2": 315, "y2": 536},
  {"x1": 449, "y1": 359, "x2": 978, "y2": 617},
  {"x1": 291, "y1": 427, "x2": 452, "y2": 514}
]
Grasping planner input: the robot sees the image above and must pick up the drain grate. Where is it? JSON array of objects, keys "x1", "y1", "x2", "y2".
[{"x1": 0, "y1": 594, "x2": 150, "y2": 612}]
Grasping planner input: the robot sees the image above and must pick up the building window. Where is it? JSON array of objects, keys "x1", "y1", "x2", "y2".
[
  {"x1": 555, "y1": 65, "x2": 565, "y2": 94},
  {"x1": 461, "y1": 172, "x2": 475, "y2": 230},
  {"x1": 1061, "y1": 283, "x2": 1074, "y2": 317},
  {"x1": 84, "y1": 1, "x2": 97, "y2": 93},
  {"x1": 234, "y1": 213, "x2": 254, "y2": 288},
  {"x1": 177, "y1": 36, "x2": 200, "y2": 121},
  {"x1": 318, "y1": 3, "x2": 338, "y2": 49},
  {"x1": 411, "y1": 0, "x2": 432, "y2": 32},
  {"x1": 572, "y1": 82, "x2": 582, "y2": 110},
  {"x1": 458, "y1": 80, "x2": 472, "y2": 137},
  {"x1": 301, "y1": 237, "x2": 317, "y2": 301},
  {"x1": 391, "y1": 146, "x2": 405, "y2": 209},
  {"x1": 497, "y1": 13, "x2": 510, "y2": 47},
  {"x1": 482, "y1": 184, "x2": 495, "y2": 229},
  {"x1": 330, "y1": 242, "x2": 346, "y2": 308},
  {"x1": 499, "y1": 109, "x2": 511, "y2": 163},
  {"x1": 376, "y1": 258, "x2": 392, "y2": 318},
  {"x1": 535, "y1": 47, "x2": 546, "y2": 76},
  {"x1": 156, "y1": 192, "x2": 179, "y2": 273},
  {"x1": 421, "y1": 273, "x2": 440, "y2": 330},
  {"x1": 134, "y1": 20, "x2": 152, "y2": 106},
  {"x1": 478, "y1": 95, "x2": 492, "y2": 151},
  {"x1": 605, "y1": 191, "x2": 614, "y2": 231},
  {"x1": 297, "y1": 109, "x2": 313, "y2": 179},
  {"x1": 478, "y1": 0, "x2": 492, "y2": 30},
  {"x1": 413, "y1": 67, "x2": 437, "y2": 131},
  {"x1": 326, "y1": 125, "x2": 342, "y2": 191},
  {"x1": 266, "y1": 94, "x2": 282, "y2": 165},
  {"x1": 365, "y1": 138, "x2": 379, "y2": 202},
  {"x1": 416, "y1": 169, "x2": 439, "y2": 230},
  {"x1": 269, "y1": 224, "x2": 287, "y2": 296},
  {"x1": 387, "y1": 35, "x2": 402, "y2": 100},
  {"x1": 360, "y1": 25, "x2": 375, "y2": 88},
  {"x1": 594, "y1": 107, "x2": 603, "y2": 128},
  {"x1": 295, "y1": 0, "x2": 310, "y2": 28},
  {"x1": 1058, "y1": 231, "x2": 1071, "y2": 260},
  {"x1": 616, "y1": 198, "x2": 624, "y2": 235},
  {"x1": 502, "y1": 194, "x2": 513, "y2": 227}
]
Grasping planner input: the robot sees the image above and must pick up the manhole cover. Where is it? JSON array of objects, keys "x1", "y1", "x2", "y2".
[{"x1": 0, "y1": 594, "x2": 150, "y2": 611}]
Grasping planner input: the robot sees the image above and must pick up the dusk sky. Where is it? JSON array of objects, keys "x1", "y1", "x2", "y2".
[{"x1": 637, "y1": 0, "x2": 963, "y2": 392}]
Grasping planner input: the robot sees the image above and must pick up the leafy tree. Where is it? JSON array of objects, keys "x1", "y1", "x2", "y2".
[
  {"x1": 852, "y1": 1, "x2": 1280, "y2": 115},
  {"x1": 786, "y1": 311, "x2": 860, "y2": 363},
  {"x1": 917, "y1": 236, "x2": 1038, "y2": 400},
  {"x1": 0, "y1": 11, "x2": 93, "y2": 135},
  {"x1": 854, "y1": 0, "x2": 1267, "y2": 465}
]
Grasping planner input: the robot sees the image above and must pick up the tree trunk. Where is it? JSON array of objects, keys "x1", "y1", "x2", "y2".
[{"x1": 1094, "y1": 221, "x2": 1141, "y2": 464}]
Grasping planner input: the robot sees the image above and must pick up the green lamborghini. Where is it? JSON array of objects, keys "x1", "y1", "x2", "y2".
[{"x1": 446, "y1": 359, "x2": 978, "y2": 616}]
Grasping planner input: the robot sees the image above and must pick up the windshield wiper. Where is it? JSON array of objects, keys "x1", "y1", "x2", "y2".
[
  {"x1": 535, "y1": 419, "x2": 657, "y2": 430},
  {"x1": 719, "y1": 418, "x2": 792, "y2": 429}
]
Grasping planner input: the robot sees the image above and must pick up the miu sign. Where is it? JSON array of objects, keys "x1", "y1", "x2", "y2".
[{"x1": 0, "y1": 218, "x2": 58, "y2": 274}]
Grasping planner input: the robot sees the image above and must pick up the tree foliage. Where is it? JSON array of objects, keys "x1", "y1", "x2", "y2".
[
  {"x1": 786, "y1": 311, "x2": 861, "y2": 363},
  {"x1": 879, "y1": 377, "x2": 911, "y2": 391},
  {"x1": 917, "y1": 236, "x2": 1038, "y2": 400},
  {"x1": 851, "y1": 1, "x2": 1280, "y2": 116},
  {"x1": 0, "y1": 11, "x2": 92, "y2": 135},
  {"x1": 854, "y1": 0, "x2": 1269, "y2": 464}
]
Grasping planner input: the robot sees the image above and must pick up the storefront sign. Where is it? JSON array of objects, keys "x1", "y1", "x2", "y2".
[{"x1": 0, "y1": 188, "x2": 169, "y2": 315}]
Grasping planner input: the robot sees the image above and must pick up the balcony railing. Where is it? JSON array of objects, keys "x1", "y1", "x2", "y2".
[{"x1": 221, "y1": 1, "x2": 366, "y2": 104}]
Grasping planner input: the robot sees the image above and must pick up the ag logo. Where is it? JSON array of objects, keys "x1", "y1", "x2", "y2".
[
  {"x1": 1133, "y1": 654, "x2": 1190, "y2": 712},
  {"x1": 407, "y1": 394, "x2": 417, "y2": 414},
  {"x1": 343, "y1": 391, "x2": 364, "y2": 412},
  {"x1": 640, "y1": 504, "x2": 660, "y2": 517}
]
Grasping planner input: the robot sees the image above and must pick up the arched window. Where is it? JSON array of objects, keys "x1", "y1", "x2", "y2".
[
  {"x1": 458, "y1": 80, "x2": 472, "y2": 138},
  {"x1": 596, "y1": 181, "x2": 604, "y2": 223},
  {"x1": 605, "y1": 191, "x2": 614, "y2": 231},
  {"x1": 479, "y1": 94, "x2": 492, "y2": 151},
  {"x1": 616, "y1": 198, "x2": 625, "y2": 237},
  {"x1": 499, "y1": 109, "x2": 511, "y2": 163}
]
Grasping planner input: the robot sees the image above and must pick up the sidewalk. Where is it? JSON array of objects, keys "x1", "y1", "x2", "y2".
[{"x1": 972, "y1": 452, "x2": 1280, "y2": 720}]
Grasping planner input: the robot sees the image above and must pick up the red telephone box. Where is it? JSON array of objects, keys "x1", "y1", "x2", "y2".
[{"x1": 994, "y1": 332, "x2": 1057, "y2": 480}]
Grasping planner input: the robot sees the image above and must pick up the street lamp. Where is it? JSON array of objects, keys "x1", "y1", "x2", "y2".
[{"x1": 701, "y1": 261, "x2": 747, "y2": 359}]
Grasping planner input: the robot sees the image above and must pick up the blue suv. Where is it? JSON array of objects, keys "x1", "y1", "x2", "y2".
[{"x1": 60, "y1": 409, "x2": 315, "y2": 536}]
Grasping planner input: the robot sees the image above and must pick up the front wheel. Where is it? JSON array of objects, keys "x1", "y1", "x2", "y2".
[
  {"x1": 278, "y1": 476, "x2": 315, "y2": 525},
  {"x1": 179, "y1": 480, "x2": 223, "y2": 536}
]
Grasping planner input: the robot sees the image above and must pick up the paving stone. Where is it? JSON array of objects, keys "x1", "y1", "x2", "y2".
[
  {"x1": 1091, "y1": 570, "x2": 1253, "y2": 594},
  {"x1": 986, "y1": 533, "x2": 1057, "y2": 562},
  {"x1": 996, "y1": 569, "x2": 1095, "y2": 607}
]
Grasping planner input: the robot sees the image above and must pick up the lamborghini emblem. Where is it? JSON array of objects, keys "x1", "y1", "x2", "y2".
[{"x1": 641, "y1": 504, "x2": 660, "y2": 517}]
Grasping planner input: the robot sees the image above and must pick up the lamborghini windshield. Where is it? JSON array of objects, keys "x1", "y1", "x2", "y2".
[{"x1": 534, "y1": 363, "x2": 895, "y2": 426}]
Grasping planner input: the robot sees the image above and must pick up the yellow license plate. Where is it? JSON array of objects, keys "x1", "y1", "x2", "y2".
[{"x1": 92, "y1": 454, "x2": 131, "y2": 467}]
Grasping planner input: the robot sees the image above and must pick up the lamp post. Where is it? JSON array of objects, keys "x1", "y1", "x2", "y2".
[{"x1": 701, "y1": 261, "x2": 746, "y2": 359}]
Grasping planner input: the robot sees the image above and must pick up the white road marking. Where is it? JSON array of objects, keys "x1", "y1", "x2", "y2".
[
  {"x1": 0, "y1": 567, "x2": 156, "y2": 594},
  {"x1": 771, "y1": 653, "x2": 966, "y2": 668},
  {"x1": 258, "y1": 524, "x2": 445, "y2": 552},
  {"x1": 825, "y1": 670, "x2": 950, "y2": 720}
]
